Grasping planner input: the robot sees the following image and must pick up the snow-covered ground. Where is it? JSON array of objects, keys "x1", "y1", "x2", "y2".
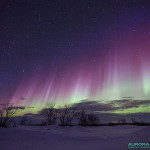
[{"x1": 0, "y1": 125, "x2": 150, "y2": 150}]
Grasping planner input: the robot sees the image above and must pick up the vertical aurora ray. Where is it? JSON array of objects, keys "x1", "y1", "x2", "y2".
[
  {"x1": 2, "y1": 3, "x2": 150, "y2": 113},
  {"x1": 9, "y1": 39, "x2": 150, "y2": 110}
]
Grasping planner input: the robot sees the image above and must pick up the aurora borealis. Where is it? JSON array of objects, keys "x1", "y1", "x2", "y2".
[{"x1": 1, "y1": 0, "x2": 150, "y2": 113}]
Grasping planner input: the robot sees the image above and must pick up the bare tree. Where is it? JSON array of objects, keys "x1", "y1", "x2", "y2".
[
  {"x1": 87, "y1": 113, "x2": 99, "y2": 125},
  {"x1": 0, "y1": 104, "x2": 18, "y2": 128},
  {"x1": 76, "y1": 109, "x2": 88, "y2": 126},
  {"x1": 58, "y1": 105, "x2": 77, "y2": 126},
  {"x1": 76, "y1": 109, "x2": 99, "y2": 126},
  {"x1": 40, "y1": 103, "x2": 57, "y2": 125}
]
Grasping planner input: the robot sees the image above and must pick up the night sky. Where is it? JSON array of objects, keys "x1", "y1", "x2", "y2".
[{"x1": 1, "y1": 0, "x2": 150, "y2": 113}]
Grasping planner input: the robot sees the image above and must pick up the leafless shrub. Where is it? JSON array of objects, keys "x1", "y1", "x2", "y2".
[
  {"x1": 76, "y1": 109, "x2": 99, "y2": 126},
  {"x1": 87, "y1": 113, "x2": 99, "y2": 125},
  {"x1": 58, "y1": 105, "x2": 77, "y2": 126},
  {"x1": 0, "y1": 104, "x2": 19, "y2": 128},
  {"x1": 40, "y1": 103, "x2": 57, "y2": 125},
  {"x1": 76, "y1": 109, "x2": 88, "y2": 126}
]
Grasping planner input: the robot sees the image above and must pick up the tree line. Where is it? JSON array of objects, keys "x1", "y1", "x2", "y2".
[
  {"x1": 40, "y1": 103, "x2": 99, "y2": 126},
  {"x1": 0, "y1": 103, "x2": 99, "y2": 127}
]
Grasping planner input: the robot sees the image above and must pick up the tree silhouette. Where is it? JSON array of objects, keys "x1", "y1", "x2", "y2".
[
  {"x1": 0, "y1": 104, "x2": 18, "y2": 127},
  {"x1": 40, "y1": 103, "x2": 57, "y2": 125}
]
